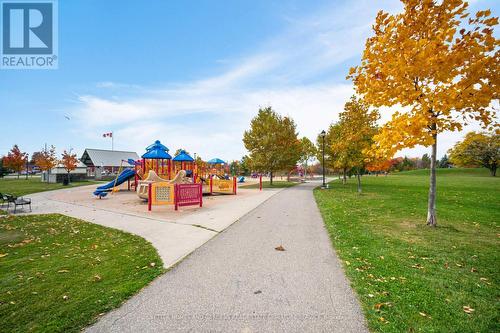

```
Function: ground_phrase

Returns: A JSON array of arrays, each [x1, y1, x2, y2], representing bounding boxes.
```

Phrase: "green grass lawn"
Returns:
[[314, 168, 499, 333], [0, 214, 163, 333], [0, 177, 101, 197], [240, 180, 298, 189]]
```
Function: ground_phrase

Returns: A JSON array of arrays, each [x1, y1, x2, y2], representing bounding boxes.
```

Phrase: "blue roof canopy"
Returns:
[[145, 140, 169, 152], [207, 158, 225, 164], [173, 150, 194, 162], [142, 140, 172, 159]]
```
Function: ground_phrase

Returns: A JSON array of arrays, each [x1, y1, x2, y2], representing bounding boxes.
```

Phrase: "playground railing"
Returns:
[[148, 182, 203, 211], [210, 177, 237, 195], [148, 182, 175, 211], [174, 183, 202, 210]]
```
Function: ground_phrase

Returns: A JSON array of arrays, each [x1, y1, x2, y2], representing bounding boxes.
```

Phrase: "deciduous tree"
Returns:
[[61, 150, 79, 184], [348, 0, 499, 226], [336, 96, 380, 193], [243, 107, 302, 185], [34, 145, 58, 183], [4, 145, 28, 178], [448, 131, 499, 176], [299, 137, 317, 178], [438, 154, 451, 168]]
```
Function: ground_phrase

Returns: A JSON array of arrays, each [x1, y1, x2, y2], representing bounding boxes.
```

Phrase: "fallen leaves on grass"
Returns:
[[463, 306, 474, 314], [57, 270, 69, 273], [0, 253, 8, 258], [274, 245, 285, 251], [8, 238, 34, 248], [411, 263, 424, 269]]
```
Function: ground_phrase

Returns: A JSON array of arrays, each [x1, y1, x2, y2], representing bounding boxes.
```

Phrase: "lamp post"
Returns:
[[320, 130, 326, 189]]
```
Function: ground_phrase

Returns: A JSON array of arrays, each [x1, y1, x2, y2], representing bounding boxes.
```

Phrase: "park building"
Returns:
[[41, 161, 88, 183], [80, 148, 140, 179]]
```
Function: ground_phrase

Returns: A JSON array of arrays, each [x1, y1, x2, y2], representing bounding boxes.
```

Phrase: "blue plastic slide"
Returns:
[[93, 168, 136, 197]]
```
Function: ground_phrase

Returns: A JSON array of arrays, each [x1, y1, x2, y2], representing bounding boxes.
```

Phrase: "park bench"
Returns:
[[3, 194, 32, 213]]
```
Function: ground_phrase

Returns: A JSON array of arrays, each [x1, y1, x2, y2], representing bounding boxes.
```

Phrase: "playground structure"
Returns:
[[93, 140, 237, 210], [196, 157, 237, 195], [287, 165, 314, 182]]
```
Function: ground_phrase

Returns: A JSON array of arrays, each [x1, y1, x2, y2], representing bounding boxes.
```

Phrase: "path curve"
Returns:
[[87, 181, 368, 333]]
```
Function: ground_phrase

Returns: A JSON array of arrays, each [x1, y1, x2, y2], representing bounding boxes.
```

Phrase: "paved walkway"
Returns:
[[25, 185, 280, 268], [87, 181, 368, 333]]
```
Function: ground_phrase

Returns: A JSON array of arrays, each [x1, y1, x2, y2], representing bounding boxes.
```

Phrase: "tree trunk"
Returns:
[[17, 172, 20, 179], [490, 165, 497, 177], [356, 170, 362, 193], [67, 172, 71, 184], [342, 168, 347, 185], [426, 131, 438, 227], [270, 171, 273, 186]]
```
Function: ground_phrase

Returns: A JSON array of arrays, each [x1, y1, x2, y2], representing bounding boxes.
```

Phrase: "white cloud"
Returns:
[[70, 0, 495, 161]]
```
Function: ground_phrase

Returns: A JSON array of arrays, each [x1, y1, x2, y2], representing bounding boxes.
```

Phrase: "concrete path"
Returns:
[[87, 181, 368, 333], [24, 185, 281, 268]]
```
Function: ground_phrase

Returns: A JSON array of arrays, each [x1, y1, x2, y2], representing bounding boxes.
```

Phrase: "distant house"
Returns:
[[80, 149, 140, 179], [42, 161, 87, 183]]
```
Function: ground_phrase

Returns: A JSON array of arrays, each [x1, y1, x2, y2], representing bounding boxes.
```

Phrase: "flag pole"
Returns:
[[112, 132, 114, 151]]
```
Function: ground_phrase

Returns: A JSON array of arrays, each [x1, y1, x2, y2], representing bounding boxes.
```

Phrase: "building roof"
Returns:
[[141, 140, 172, 159], [81, 149, 140, 167], [50, 161, 87, 174], [173, 150, 194, 162]]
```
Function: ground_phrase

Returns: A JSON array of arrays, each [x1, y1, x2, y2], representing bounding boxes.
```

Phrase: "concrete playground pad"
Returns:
[[25, 183, 282, 268]]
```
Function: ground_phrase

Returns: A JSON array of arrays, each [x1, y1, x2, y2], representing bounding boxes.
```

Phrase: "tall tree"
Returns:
[[299, 137, 317, 178], [336, 96, 380, 193], [243, 107, 302, 185], [4, 145, 28, 179], [317, 123, 349, 183], [421, 154, 431, 169], [34, 145, 58, 183], [448, 131, 499, 176], [0, 157, 10, 178], [438, 154, 451, 168], [240, 155, 252, 176], [348, 0, 499, 226], [61, 150, 79, 184]]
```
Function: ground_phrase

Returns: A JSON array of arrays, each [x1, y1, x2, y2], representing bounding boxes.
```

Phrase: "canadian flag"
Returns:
[[102, 132, 113, 138]]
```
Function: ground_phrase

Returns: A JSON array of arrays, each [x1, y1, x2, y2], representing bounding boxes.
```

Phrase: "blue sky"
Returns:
[[1, 0, 498, 161]]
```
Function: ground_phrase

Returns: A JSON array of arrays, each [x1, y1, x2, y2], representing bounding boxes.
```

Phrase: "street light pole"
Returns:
[[320, 130, 326, 189]]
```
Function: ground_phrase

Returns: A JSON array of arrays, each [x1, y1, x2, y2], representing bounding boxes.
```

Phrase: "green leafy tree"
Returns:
[[243, 107, 302, 185], [299, 137, 317, 178], [421, 154, 431, 169], [174, 149, 190, 157], [0, 157, 8, 178], [335, 96, 379, 193], [438, 154, 451, 169], [448, 131, 499, 176], [240, 155, 252, 176], [317, 123, 347, 182]]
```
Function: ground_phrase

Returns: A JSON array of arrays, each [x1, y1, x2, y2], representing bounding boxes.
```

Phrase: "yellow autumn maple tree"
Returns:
[[348, 0, 499, 226]]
